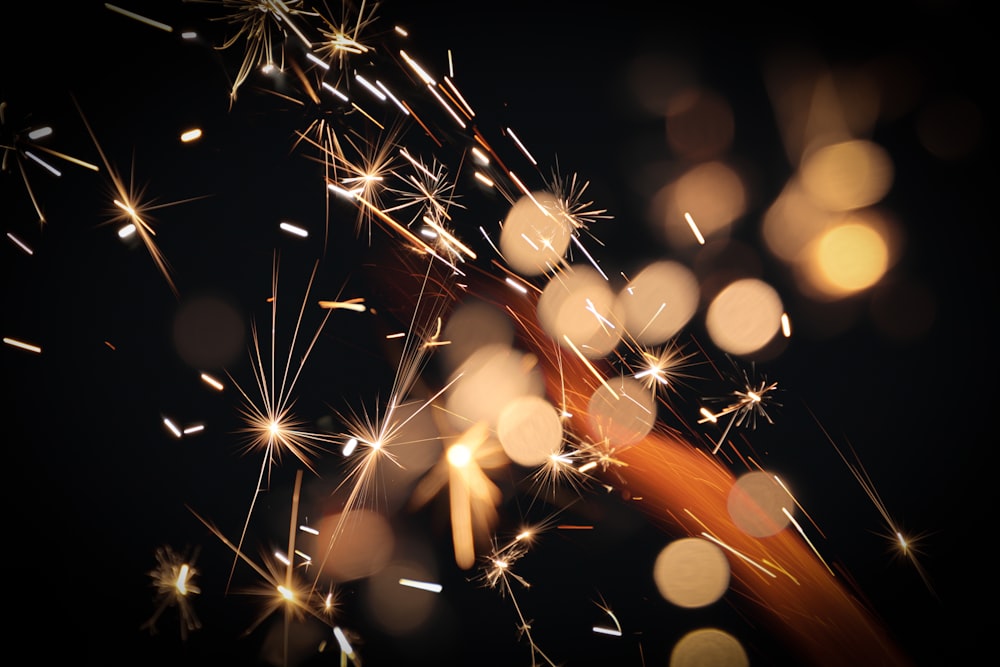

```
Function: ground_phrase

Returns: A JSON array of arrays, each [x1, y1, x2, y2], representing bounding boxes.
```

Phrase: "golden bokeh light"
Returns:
[[653, 537, 731, 608], [799, 139, 893, 211], [537, 264, 623, 358], [616, 260, 700, 346], [499, 191, 573, 276], [317, 509, 395, 582], [496, 395, 564, 468], [665, 87, 735, 161], [704, 278, 783, 356], [800, 218, 891, 299], [670, 628, 749, 667], [727, 471, 794, 538], [587, 376, 656, 450], [652, 161, 746, 249]]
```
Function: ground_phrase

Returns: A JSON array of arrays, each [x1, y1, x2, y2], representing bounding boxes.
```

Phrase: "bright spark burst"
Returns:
[[700, 358, 781, 454], [194, 0, 314, 104], [226, 254, 342, 586], [312, 0, 381, 73], [140, 545, 202, 641]]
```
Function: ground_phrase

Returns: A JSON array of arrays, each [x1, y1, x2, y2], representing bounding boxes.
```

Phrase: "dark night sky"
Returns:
[[3, 2, 994, 666]]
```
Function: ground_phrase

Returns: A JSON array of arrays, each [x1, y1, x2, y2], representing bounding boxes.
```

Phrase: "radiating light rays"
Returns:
[[194, 0, 314, 104], [225, 254, 342, 587], [544, 167, 612, 242], [312, 0, 381, 74], [698, 358, 781, 454], [189, 470, 360, 667], [309, 258, 459, 591], [74, 99, 207, 298], [809, 409, 938, 599], [323, 122, 406, 243], [140, 545, 202, 641], [475, 526, 560, 667]]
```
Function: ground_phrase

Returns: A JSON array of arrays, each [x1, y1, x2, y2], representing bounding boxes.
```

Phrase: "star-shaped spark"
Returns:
[[699, 359, 780, 454]]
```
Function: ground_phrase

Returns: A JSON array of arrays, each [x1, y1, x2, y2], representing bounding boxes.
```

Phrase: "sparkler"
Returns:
[[5, 2, 959, 666]]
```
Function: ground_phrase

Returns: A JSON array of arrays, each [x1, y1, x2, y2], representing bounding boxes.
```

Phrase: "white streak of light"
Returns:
[[444, 77, 474, 117], [782, 507, 835, 576], [322, 81, 349, 102], [427, 85, 466, 128], [684, 211, 706, 244], [505, 277, 528, 294], [781, 312, 792, 337], [506, 127, 537, 165], [280, 221, 309, 237], [176, 564, 189, 595], [333, 626, 354, 656], [470, 147, 489, 165], [6, 232, 33, 255], [104, 3, 173, 32], [299, 524, 320, 535], [183, 424, 205, 435], [27, 127, 52, 140], [562, 335, 618, 399], [306, 52, 330, 70], [394, 25, 408, 37], [398, 578, 443, 593], [698, 407, 718, 424], [399, 50, 435, 85], [474, 171, 494, 187], [200, 373, 224, 391], [700, 531, 776, 578], [3, 337, 41, 353], [24, 151, 61, 176], [342, 437, 358, 456], [593, 626, 622, 637], [118, 223, 136, 239], [275, 551, 291, 566], [180, 128, 202, 143], [376, 80, 409, 114], [355, 74, 386, 101], [163, 417, 182, 438]]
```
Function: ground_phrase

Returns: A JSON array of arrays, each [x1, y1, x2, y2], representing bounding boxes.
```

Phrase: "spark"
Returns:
[[179, 128, 203, 142], [3, 337, 41, 354], [104, 3, 173, 32], [193, 0, 312, 104], [200, 373, 225, 391], [225, 255, 342, 588], [398, 578, 443, 593], [684, 211, 705, 244], [6, 232, 33, 255], [699, 359, 780, 454], [139, 545, 202, 640]]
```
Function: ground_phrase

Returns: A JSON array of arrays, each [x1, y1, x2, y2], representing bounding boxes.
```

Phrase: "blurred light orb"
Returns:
[[616, 260, 699, 345], [317, 509, 394, 582], [799, 139, 893, 211], [499, 191, 573, 276], [444, 343, 544, 431], [670, 628, 749, 667], [172, 294, 245, 369], [441, 299, 514, 373], [654, 161, 746, 249], [653, 537, 730, 608], [727, 471, 795, 538], [761, 177, 839, 264], [587, 376, 656, 450], [705, 278, 783, 356], [537, 264, 623, 358], [805, 220, 890, 297], [665, 87, 735, 161], [496, 395, 563, 467], [364, 560, 440, 636]]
